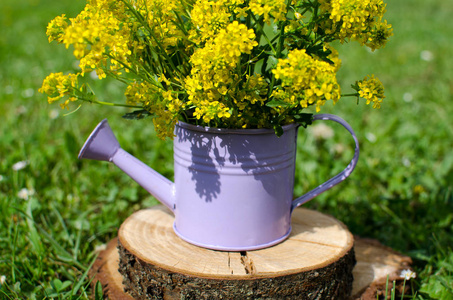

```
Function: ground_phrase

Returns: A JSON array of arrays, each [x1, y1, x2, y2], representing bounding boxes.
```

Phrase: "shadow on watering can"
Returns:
[[173, 124, 297, 203], [175, 128, 221, 202]]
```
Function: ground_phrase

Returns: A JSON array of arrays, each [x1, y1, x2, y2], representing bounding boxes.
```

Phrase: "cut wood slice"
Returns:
[[90, 206, 413, 299], [352, 238, 413, 299], [119, 205, 355, 299]]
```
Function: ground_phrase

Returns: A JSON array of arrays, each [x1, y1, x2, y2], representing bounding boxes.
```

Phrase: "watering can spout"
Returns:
[[78, 119, 175, 212]]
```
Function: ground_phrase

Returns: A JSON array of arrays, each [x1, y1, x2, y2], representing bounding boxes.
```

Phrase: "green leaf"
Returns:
[[420, 276, 453, 299], [51, 279, 62, 292], [265, 99, 291, 108], [94, 281, 104, 300], [122, 109, 152, 120], [273, 124, 284, 137], [25, 200, 45, 256], [292, 113, 313, 128], [265, 55, 279, 72]]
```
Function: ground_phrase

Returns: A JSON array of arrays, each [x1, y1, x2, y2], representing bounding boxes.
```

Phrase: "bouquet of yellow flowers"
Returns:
[[40, 0, 392, 138]]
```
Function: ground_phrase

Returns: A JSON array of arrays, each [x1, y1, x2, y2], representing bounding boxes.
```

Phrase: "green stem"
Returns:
[[77, 97, 143, 109], [250, 14, 277, 54], [120, 0, 181, 78], [341, 93, 359, 97], [400, 278, 406, 300], [268, 75, 276, 99]]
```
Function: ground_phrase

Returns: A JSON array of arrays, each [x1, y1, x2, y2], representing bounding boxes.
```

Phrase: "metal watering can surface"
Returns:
[[78, 114, 359, 251]]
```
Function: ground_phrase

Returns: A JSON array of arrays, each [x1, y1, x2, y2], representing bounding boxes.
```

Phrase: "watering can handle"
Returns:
[[291, 114, 360, 212]]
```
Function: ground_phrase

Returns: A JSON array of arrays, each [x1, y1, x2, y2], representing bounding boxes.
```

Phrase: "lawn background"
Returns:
[[1, 0, 452, 298]]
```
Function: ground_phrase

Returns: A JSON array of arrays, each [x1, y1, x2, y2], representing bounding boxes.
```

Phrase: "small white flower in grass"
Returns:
[[403, 92, 413, 103], [22, 88, 35, 98], [94, 244, 107, 254], [365, 132, 377, 143], [12, 160, 29, 171], [0, 175, 4, 182], [49, 109, 59, 119], [420, 50, 434, 62], [0, 275, 6, 285], [17, 188, 34, 200], [402, 157, 411, 167], [311, 123, 334, 140], [400, 269, 416, 280]]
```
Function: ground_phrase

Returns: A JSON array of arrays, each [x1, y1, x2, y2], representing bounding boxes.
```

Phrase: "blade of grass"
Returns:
[[384, 275, 390, 299], [10, 222, 19, 283], [401, 278, 407, 300], [69, 254, 98, 297], [37, 227, 85, 270], [25, 198, 45, 276], [73, 226, 82, 262], [94, 280, 104, 300], [51, 206, 73, 248], [0, 290, 14, 300], [391, 280, 396, 299]]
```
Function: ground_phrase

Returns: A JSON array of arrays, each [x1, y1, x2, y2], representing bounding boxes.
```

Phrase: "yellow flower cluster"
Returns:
[[357, 75, 385, 109], [63, 2, 132, 78], [319, 0, 393, 50], [272, 49, 340, 112], [40, 0, 392, 138], [125, 81, 160, 107], [46, 14, 68, 43], [190, 0, 236, 43], [39, 72, 79, 109], [185, 21, 258, 126], [135, 0, 187, 50], [249, 0, 287, 23], [125, 81, 179, 139]]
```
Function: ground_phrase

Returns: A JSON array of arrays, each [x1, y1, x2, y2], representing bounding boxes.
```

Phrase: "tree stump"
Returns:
[[90, 206, 414, 299], [115, 205, 355, 299]]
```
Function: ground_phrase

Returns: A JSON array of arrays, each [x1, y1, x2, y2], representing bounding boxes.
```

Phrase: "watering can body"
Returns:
[[79, 115, 359, 251]]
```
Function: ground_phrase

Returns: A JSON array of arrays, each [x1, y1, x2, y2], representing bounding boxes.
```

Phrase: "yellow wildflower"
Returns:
[[190, 0, 232, 43], [47, 2, 133, 78], [357, 75, 385, 108], [249, 0, 287, 23], [41, 0, 392, 139], [185, 21, 257, 126], [319, 0, 392, 50], [153, 110, 178, 139], [46, 14, 68, 43], [193, 100, 231, 124], [39, 72, 80, 105], [273, 49, 340, 112], [366, 19, 394, 51]]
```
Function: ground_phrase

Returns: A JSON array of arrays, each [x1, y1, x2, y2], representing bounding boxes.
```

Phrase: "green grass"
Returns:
[[1, 0, 452, 298]]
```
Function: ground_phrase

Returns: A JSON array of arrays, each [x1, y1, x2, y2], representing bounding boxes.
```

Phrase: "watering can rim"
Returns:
[[176, 120, 299, 135], [77, 118, 119, 161]]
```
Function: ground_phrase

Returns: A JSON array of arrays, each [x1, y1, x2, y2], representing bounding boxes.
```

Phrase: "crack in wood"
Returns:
[[291, 239, 345, 248], [240, 251, 256, 275], [227, 253, 233, 275]]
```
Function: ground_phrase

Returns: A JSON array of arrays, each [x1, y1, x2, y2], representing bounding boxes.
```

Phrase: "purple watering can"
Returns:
[[78, 114, 359, 251]]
